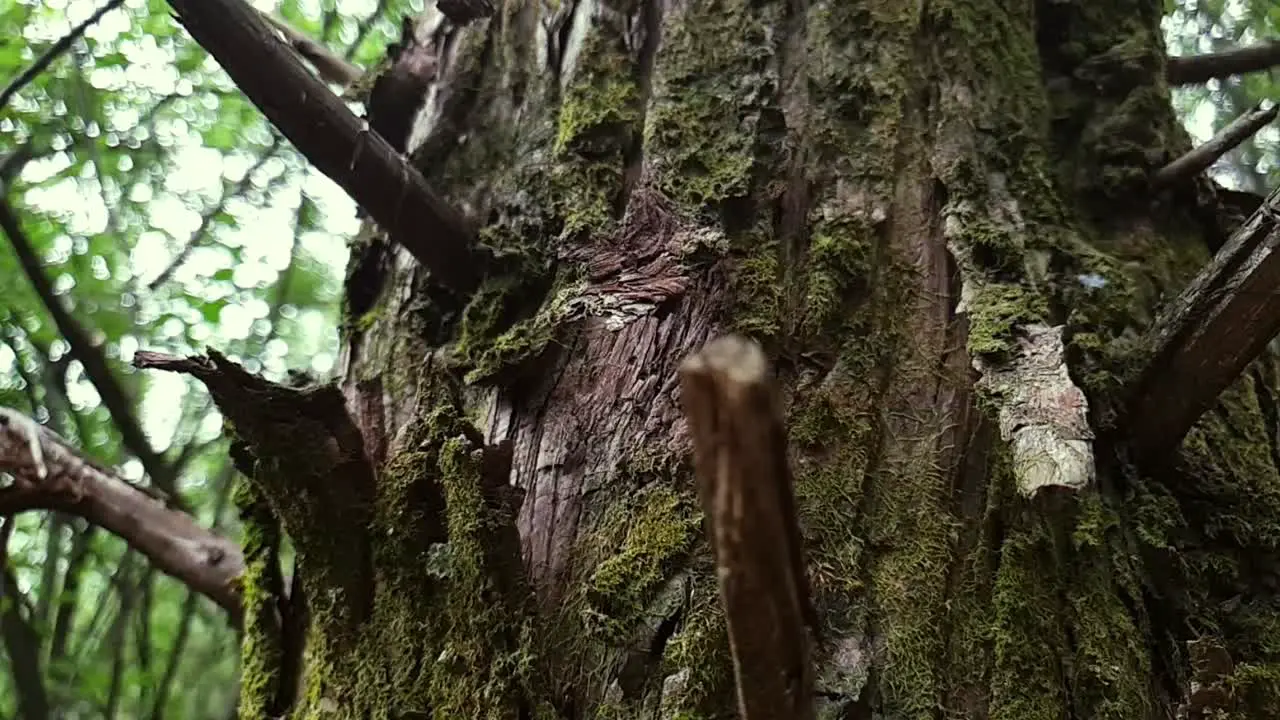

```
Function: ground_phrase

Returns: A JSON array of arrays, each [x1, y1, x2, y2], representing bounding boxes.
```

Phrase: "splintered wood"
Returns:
[[678, 336, 815, 720]]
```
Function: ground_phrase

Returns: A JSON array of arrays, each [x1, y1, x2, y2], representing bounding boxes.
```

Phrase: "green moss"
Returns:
[[233, 475, 285, 718], [988, 512, 1069, 720], [553, 26, 642, 236], [452, 269, 584, 383], [661, 564, 735, 717], [580, 486, 701, 643], [644, 0, 781, 212], [965, 282, 1051, 358]]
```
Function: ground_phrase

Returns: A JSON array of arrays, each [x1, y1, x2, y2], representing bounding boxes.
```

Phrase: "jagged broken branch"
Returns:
[[678, 336, 816, 720], [0, 407, 244, 622], [1125, 185, 1280, 462], [1168, 41, 1280, 86], [1155, 102, 1279, 187], [134, 349, 378, 629], [163, 0, 485, 293]]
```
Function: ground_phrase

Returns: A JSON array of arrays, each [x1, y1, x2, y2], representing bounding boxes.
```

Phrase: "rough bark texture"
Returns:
[[235, 1, 1280, 718]]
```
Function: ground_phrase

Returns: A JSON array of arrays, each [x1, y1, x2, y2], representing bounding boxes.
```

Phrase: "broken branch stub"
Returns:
[[1126, 186, 1280, 462], [678, 335, 816, 720]]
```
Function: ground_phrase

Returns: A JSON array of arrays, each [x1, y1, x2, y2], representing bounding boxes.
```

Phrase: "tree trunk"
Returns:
[[235, 1, 1280, 718]]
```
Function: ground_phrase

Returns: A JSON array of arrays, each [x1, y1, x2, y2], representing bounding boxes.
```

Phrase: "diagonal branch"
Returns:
[[1124, 186, 1280, 463], [0, 0, 126, 112], [163, 0, 486, 294], [678, 335, 817, 720], [1168, 41, 1280, 86], [0, 194, 181, 501], [0, 407, 244, 622], [1155, 102, 1279, 187]]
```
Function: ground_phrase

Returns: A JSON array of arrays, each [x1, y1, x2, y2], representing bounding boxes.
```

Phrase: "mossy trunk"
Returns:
[[239, 0, 1280, 718]]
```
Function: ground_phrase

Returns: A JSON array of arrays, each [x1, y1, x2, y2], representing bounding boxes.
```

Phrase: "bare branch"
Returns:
[[678, 335, 816, 720], [0, 0, 126, 112], [1124, 186, 1280, 463], [260, 12, 363, 87], [1155, 103, 1279, 187], [0, 195, 181, 501], [1168, 41, 1280, 86], [0, 407, 244, 622], [134, 349, 376, 628], [163, 0, 486, 294]]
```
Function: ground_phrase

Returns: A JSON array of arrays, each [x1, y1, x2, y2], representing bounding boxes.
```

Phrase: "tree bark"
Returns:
[[221, 0, 1280, 718]]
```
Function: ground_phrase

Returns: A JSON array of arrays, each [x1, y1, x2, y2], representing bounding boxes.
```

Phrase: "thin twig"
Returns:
[[1168, 41, 1280, 86], [261, 11, 363, 87], [0, 194, 182, 502], [0, 0, 126, 111], [1154, 102, 1279, 186], [678, 335, 817, 720]]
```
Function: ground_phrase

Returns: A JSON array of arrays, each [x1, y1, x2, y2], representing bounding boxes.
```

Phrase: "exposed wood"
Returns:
[[1168, 41, 1280, 86], [678, 335, 816, 720], [1125, 186, 1280, 462], [1154, 102, 1278, 187], [163, 0, 485, 294], [0, 407, 245, 622]]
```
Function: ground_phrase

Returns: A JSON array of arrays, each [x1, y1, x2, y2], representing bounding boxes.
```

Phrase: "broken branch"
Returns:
[[1168, 41, 1280, 86], [0, 407, 244, 622], [1125, 185, 1280, 462], [163, 0, 485, 294], [678, 335, 816, 720], [1155, 102, 1279, 187]]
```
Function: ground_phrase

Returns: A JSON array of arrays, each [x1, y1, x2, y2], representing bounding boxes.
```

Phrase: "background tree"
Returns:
[[8, 0, 1280, 718]]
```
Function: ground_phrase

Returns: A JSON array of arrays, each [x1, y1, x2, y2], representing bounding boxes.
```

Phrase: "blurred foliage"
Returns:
[[0, 0, 1275, 717], [1166, 0, 1280, 191], [0, 0, 421, 716]]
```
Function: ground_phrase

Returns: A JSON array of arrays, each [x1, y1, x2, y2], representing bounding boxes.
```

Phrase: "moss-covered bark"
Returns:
[[237, 0, 1280, 718]]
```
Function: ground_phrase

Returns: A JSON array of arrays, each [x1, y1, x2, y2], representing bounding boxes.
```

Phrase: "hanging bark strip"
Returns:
[[679, 336, 817, 720], [162, 0, 484, 294], [1125, 186, 1280, 462]]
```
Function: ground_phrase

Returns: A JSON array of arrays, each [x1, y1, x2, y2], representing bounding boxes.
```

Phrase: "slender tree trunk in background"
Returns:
[[233, 0, 1280, 717]]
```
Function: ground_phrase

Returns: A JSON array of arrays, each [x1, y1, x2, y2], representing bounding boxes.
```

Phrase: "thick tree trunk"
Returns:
[[236, 1, 1280, 718]]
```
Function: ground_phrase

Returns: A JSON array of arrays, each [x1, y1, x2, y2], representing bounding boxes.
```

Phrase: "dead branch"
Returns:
[[163, 0, 486, 294], [134, 349, 377, 626], [1155, 103, 1279, 187], [259, 11, 363, 87], [678, 335, 816, 720], [1168, 41, 1280, 86], [0, 407, 244, 622], [0, 196, 182, 502], [0, 0, 125, 111], [1125, 185, 1280, 463]]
